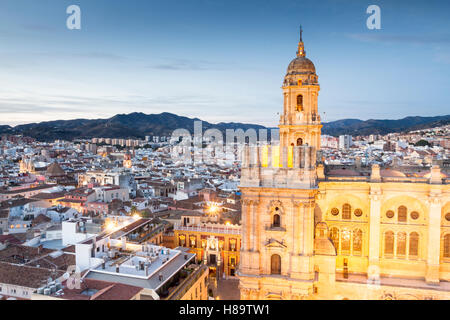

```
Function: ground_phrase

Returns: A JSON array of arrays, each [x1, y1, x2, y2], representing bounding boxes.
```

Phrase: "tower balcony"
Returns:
[[279, 113, 321, 126], [240, 145, 317, 189]]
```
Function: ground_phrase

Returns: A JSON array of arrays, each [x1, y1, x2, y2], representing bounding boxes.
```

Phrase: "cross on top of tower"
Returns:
[[297, 25, 306, 57]]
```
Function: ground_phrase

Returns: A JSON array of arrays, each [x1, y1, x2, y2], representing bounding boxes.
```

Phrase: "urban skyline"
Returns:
[[0, 0, 449, 126], [0, 0, 449, 304]]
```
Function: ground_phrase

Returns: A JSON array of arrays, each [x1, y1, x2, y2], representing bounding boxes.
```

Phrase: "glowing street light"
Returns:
[[132, 213, 141, 220]]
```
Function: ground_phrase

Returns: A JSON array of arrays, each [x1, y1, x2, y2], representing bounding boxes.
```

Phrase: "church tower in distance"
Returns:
[[279, 26, 322, 149], [238, 28, 326, 300]]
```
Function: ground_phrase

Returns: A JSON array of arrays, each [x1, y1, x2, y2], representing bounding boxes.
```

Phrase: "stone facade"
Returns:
[[238, 29, 450, 300]]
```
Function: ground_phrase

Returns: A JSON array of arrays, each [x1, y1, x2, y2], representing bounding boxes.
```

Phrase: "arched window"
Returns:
[[409, 232, 419, 257], [329, 227, 339, 249], [296, 138, 303, 146], [272, 214, 280, 228], [385, 231, 394, 255], [444, 234, 450, 258], [271, 254, 281, 275], [179, 235, 186, 247], [398, 206, 407, 222], [341, 229, 351, 254], [353, 229, 362, 255], [342, 204, 351, 220], [296, 95, 303, 111], [397, 232, 406, 257]]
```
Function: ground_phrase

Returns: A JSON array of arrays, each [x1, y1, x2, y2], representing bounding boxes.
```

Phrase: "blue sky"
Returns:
[[0, 0, 449, 126]]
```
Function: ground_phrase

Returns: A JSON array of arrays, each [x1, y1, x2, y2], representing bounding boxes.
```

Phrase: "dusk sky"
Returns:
[[0, 0, 449, 127]]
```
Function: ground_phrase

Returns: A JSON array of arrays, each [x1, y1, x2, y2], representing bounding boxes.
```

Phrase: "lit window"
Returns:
[[385, 231, 394, 255], [409, 232, 419, 257], [341, 229, 351, 254], [353, 229, 362, 255], [296, 95, 303, 111], [397, 232, 406, 257], [329, 227, 339, 250]]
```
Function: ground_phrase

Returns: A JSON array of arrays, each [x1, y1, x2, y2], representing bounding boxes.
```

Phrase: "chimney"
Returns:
[[430, 165, 442, 185], [115, 264, 119, 273], [158, 272, 163, 281], [370, 164, 381, 182]]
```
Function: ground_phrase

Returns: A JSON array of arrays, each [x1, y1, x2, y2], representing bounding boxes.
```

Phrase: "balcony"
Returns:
[[175, 224, 240, 235]]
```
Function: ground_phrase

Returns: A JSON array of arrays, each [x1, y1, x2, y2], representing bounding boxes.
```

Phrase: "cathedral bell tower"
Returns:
[[238, 28, 321, 300], [279, 26, 322, 149]]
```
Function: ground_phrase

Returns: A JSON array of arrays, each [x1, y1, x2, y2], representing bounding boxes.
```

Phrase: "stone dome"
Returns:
[[380, 168, 406, 178], [283, 28, 318, 86], [286, 56, 316, 75]]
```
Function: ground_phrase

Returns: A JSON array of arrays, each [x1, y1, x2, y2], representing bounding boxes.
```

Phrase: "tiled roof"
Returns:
[[55, 278, 142, 300], [0, 244, 53, 264], [0, 262, 64, 288], [32, 214, 52, 225]]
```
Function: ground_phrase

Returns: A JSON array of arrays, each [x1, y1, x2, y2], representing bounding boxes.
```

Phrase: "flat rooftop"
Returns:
[[85, 246, 195, 291]]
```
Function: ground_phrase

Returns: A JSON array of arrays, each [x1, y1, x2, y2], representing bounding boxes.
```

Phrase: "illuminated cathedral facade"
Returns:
[[238, 29, 450, 300]]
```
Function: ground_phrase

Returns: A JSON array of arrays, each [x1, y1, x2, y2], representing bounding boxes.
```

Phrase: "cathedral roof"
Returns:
[[46, 162, 65, 177], [419, 171, 448, 179], [327, 168, 361, 177], [380, 168, 406, 177]]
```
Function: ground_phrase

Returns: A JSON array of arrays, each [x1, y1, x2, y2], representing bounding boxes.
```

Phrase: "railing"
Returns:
[[241, 145, 316, 169], [175, 225, 241, 235]]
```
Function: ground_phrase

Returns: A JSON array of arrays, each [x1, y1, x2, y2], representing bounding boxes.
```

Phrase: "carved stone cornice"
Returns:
[[316, 191, 326, 201], [427, 194, 442, 206], [369, 190, 382, 201]]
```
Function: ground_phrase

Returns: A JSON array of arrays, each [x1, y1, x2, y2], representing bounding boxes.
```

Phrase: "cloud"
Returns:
[[0, 91, 220, 125], [147, 58, 224, 71], [70, 52, 128, 61]]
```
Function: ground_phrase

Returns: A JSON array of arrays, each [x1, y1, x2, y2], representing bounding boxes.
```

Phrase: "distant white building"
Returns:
[[339, 135, 352, 150]]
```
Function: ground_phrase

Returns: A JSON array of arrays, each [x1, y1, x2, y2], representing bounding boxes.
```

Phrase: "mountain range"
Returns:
[[0, 112, 448, 142]]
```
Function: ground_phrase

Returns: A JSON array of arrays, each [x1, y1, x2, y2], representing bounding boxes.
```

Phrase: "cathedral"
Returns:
[[238, 29, 450, 300]]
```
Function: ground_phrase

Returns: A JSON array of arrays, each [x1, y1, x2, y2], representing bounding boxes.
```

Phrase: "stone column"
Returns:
[[290, 199, 315, 281], [426, 192, 442, 284], [252, 200, 260, 251], [247, 200, 259, 274], [292, 201, 303, 255], [368, 188, 382, 277], [239, 199, 250, 273], [303, 201, 315, 257]]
